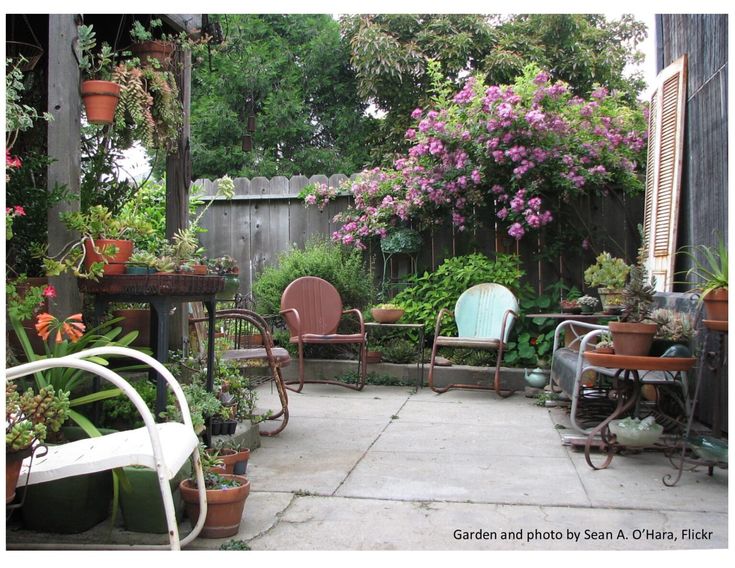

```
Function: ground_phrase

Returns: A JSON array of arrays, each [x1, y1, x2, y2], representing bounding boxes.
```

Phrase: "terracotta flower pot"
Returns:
[[191, 264, 208, 275], [83, 238, 134, 275], [111, 308, 151, 347], [366, 350, 383, 364], [371, 308, 404, 324], [703, 288, 728, 323], [6, 448, 33, 504], [179, 475, 250, 538], [81, 80, 121, 125], [207, 448, 250, 475], [608, 321, 658, 357], [131, 40, 175, 67]]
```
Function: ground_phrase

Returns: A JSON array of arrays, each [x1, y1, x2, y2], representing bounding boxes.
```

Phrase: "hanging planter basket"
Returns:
[[81, 80, 121, 125], [130, 40, 175, 67], [380, 228, 422, 254], [6, 41, 44, 71]]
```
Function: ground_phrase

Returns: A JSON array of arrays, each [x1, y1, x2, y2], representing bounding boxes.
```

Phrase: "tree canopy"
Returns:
[[190, 14, 378, 180]]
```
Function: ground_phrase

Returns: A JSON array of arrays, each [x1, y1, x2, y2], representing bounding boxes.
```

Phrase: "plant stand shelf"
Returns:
[[79, 275, 224, 444], [579, 353, 696, 471]]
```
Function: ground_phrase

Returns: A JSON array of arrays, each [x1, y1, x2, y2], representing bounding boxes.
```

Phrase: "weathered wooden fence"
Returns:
[[194, 175, 642, 300]]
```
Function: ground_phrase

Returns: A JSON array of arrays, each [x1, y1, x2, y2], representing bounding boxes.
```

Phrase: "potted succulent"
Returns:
[[594, 334, 615, 355], [371, 303, 405, 324], [126, 250, 159, 275], [129, 18, 176, 67], [650, 309, 694, 356], [380, 227, 423, 255], [560, 298, 581, 314], [208, 441, 251, 475], [608, 248, 658, 357], [78, 24, 120, 125], [209, 255, 240, 299], [5, 383, 70, 504], [43, 205, 153, 279], [179, 445, 251, 539], [577, 295, 600, 315], [584, 252, 631, 314], [679, 240, 728, 330]]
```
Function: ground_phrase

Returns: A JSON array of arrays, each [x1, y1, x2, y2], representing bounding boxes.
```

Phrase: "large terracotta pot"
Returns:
[[83, 238, 134, 275], [703, 288, 728, 323], [179, 474, 250, 538], [81, 80, 121, 124], [111, 308, 151, 347], [608, 321, 658, 357], [131, 40, 175, 67], [371, 308, 404, 324]]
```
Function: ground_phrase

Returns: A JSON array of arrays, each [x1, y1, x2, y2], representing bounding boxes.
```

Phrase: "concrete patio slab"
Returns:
[[247, 495, 728, 550], [5, 384, 728, 552]]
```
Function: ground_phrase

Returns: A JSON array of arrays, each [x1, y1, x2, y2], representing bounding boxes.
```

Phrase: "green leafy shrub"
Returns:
[[100, 378, 173, 430], [381, 338, 417, 364], [253, 237, 373, 315], [391, 253, 524, 336]]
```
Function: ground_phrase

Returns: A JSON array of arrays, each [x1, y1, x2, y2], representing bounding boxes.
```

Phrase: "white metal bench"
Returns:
[[5, 346, 207, 550]]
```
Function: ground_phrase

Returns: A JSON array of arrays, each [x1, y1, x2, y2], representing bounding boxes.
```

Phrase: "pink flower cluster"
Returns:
[[299, 182, 339, 211], [308, 66, 647, 247]]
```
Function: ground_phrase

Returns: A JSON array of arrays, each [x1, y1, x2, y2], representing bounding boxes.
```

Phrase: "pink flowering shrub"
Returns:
[[297, 182, 341, 210], [305, 64, 647, 248]]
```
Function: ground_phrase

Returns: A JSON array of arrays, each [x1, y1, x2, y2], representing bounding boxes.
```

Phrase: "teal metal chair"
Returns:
[[427, 283, 519, 396]]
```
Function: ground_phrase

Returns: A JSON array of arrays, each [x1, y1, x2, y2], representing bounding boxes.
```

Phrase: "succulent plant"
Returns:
[[6, 383, 70, 453]]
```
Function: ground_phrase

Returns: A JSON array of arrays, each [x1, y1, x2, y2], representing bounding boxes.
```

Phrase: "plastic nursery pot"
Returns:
[[81, 80, 121, 124], [179, 475, 251, 539], [210, 419, 223, 436]]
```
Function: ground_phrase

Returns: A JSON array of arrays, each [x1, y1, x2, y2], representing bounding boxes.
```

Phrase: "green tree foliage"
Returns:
[[341, 13, 647, 161], [191, 14, 378, 179]]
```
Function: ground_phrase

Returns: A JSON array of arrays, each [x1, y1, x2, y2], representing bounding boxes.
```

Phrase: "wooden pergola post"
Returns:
[[46, 14, 82, 317], [165, 46, 193, 348]]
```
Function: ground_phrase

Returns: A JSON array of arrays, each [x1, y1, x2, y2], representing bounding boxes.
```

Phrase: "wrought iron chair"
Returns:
[[427, 283, 519, 396], [5, 346, 207, 550], [279, 276, 367, 392], [189, 307, 291, 436]]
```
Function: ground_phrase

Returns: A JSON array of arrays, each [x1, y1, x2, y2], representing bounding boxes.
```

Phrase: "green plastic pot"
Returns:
[[119, 461, 191, 534], [20, 427, 115, 533]]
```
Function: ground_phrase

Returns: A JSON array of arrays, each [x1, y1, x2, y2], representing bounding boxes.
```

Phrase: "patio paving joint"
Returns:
[[330, 392, 414, 497]]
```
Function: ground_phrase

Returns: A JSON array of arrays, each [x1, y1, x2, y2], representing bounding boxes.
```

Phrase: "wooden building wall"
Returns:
[[658, 14, 728, 432]]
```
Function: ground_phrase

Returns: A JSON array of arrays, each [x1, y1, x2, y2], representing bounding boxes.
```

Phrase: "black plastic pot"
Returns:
[[211, 419, 223, 436], [224, 419, 237, 435]]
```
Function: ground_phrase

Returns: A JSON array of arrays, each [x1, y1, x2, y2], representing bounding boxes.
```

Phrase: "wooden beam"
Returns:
[[47, 14, 82, 317], [165, 47, 193, 348]]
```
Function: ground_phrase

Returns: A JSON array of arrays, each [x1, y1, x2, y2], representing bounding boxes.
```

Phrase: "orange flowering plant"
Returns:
[[8, 309, 141, 436]]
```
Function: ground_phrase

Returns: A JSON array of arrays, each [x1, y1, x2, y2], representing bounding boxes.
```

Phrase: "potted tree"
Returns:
[[680, 240, 728, 330], [78, 24, 120, 125], [5, 383, 70, 504], [608, 248, 658, 357], [179, 446, 251, 538], [584, 252, 630, 314]]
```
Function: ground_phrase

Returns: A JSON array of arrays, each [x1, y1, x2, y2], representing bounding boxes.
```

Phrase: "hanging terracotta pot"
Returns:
[[83, 238, 134, 275], [81, 80, 121, 125], [608, 321, 658, 357], [131, 40, 175, 67]]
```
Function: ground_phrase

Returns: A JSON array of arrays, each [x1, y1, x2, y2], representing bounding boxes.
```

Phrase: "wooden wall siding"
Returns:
[[194, 175, 641, 299], [658, 14, 728, 432]]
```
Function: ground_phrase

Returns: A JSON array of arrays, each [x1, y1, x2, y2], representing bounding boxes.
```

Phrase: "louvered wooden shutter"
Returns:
[[643, 55, 687, 291]]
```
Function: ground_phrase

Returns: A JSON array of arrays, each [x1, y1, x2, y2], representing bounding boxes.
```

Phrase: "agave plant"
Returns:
[[679, 239, 728, 297]]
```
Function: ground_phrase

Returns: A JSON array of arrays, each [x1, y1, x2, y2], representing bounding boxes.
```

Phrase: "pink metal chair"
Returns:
[[280, 276, 367, 392]]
